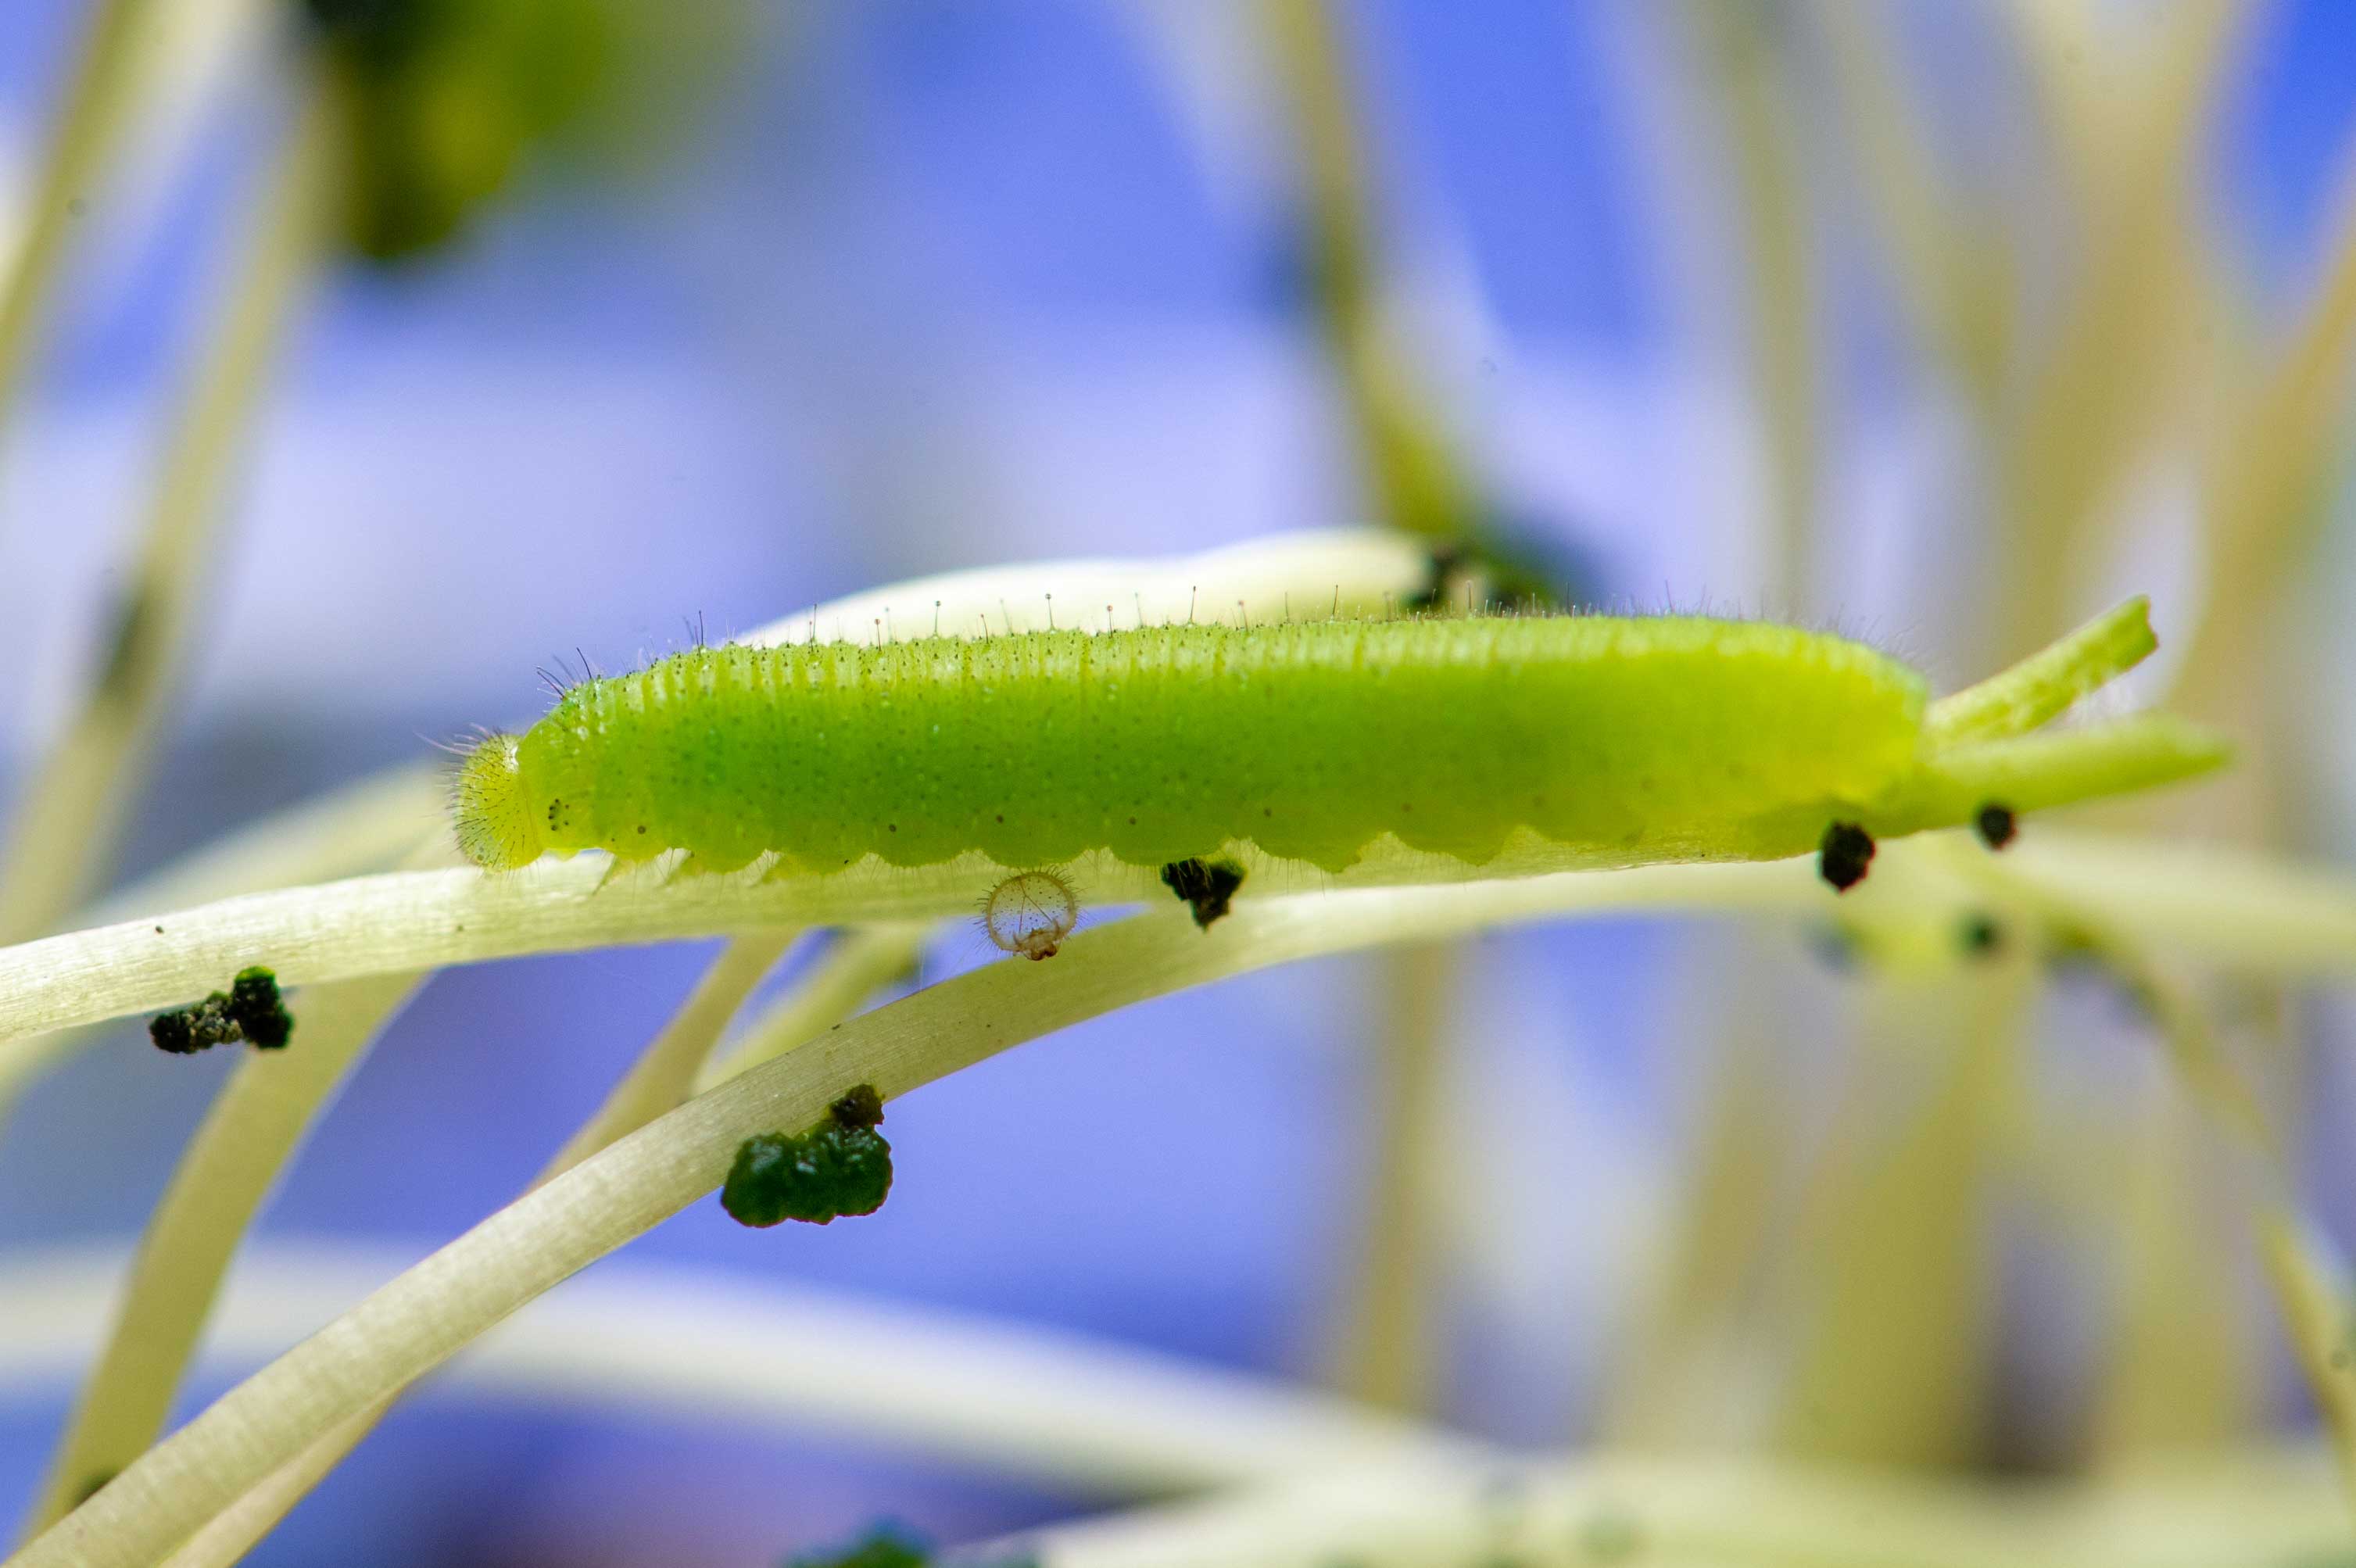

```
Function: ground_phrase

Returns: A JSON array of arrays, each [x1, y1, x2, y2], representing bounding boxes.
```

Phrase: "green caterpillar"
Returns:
[[452, 604, 2224, 886]]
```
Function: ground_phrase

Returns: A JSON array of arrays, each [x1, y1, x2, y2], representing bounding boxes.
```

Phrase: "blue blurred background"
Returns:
[[1, 2, 2353, 1563]]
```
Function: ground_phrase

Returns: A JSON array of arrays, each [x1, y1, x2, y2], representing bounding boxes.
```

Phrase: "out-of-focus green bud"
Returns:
[[298, 0, 752, 263]]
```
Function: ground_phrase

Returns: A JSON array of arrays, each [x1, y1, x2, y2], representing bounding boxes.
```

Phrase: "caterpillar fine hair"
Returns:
[[452, 606, 2225, 888]]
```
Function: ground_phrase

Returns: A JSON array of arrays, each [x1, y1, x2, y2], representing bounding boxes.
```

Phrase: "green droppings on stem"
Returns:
[[723, 1085, 893, 1227], [227, 967, 294, 1050], [148, 968, 292, 1054], [1924, 596, 2158, 746]]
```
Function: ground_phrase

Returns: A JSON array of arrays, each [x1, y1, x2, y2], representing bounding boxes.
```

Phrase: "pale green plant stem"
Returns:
[[0, 855, 1814, 1048], [1248, 0, 1498, 1424], [0, 82, 337, 943], [20, 970, 424, 1536], [166, 927, 821, 1566], [979, 1448, 2354, 1568], [695, 923, 932, 1093], [1989, 0, 2242, 661], [0, 775, 447, 1135], [1801, 0, 2009, 406], [1954, 850, 2356, 1509], [1255, 0, 1482, 545], [10, 869, 1909, 1568], [0, 1241, 1491, 1568], [542, 930, 800, 1176], [0, 0, 156, 449], [0, 526, 1433, 1109], [1677, 0, 1817, 604], [1922, 598, 2157, 747], [1334, 940, 1452, 1412]]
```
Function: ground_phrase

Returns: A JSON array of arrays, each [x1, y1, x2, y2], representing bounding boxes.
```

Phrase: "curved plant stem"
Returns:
[[1957, 849, 2356, 1509], [1334, 940, 1452, 1412], [177, 922, 924, 1561], [0, 0, 156, 451], [541, 930, 800, 1176], [0, 854, 1796, 1048], [1676, 0, 1817, 603], [0, 1243, 1470, 1511], [0, 524, 1428, 1108], [0, 81, 337, 943], [12, 868, 1907, 1568], [1256, 0, 1481, 546], [696, 924, 931, 1093], [976, 1447, 2354, 1568], [0, 770, 446, 1135], [18, 970, 424, 1536], [166, 925, 852, 1566]]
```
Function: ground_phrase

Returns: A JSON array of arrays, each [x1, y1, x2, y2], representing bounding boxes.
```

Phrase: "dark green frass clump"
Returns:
[[724, 1086, 893, 1227], [149, 967, 293, 1054]]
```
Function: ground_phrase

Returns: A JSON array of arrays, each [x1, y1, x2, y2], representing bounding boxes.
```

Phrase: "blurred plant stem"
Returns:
[[1599, 936, 1786, 1446], [1675, 0, 1817, 607], [0, 0, 157, 470], [1332, 940, 1453, 1412], [0, 77, 336, 944], [1769, 963, 2032, 1466], [1256, 0, 1481, 547], [19, 968, 424, 1539], [1257, 0, 1498, 1419], [0, 764, 446, 1137], [169, 925, 924, 1566], [1990, 2, 2241, 665], [985, 1447, 2354, 1568], [15, 873, 1871, 1568]]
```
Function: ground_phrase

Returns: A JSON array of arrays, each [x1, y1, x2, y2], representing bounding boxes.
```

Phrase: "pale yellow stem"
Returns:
[[0, 83, 337, 942]]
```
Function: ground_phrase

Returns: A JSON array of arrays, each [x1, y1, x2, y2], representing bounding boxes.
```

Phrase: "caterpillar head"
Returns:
[[453, 733, 542, 870]]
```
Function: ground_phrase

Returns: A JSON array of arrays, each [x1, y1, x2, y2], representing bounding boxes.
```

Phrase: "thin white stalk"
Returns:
[[0, 0, 157, 439], [13, 868, 1897, 1568], [0, 771, 446, 1134], [979, 1448, 2353, 1568], [18, 972, 424, 1535], [168, 925, 911, 1566], [541, 930, 800, 1176], [0, 1241, 1470, 1497], [0, 849, 1827, 1049], [1333, 940, 1453, 1411], [696, 924, 933, 1092], [0, 78, 338, 942], [0, 524, 1430, 1102]]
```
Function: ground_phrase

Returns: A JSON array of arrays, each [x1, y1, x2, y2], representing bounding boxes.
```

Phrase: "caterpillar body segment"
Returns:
[[449, 605, 2224, 889], [455, 616, 1927, 877]]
